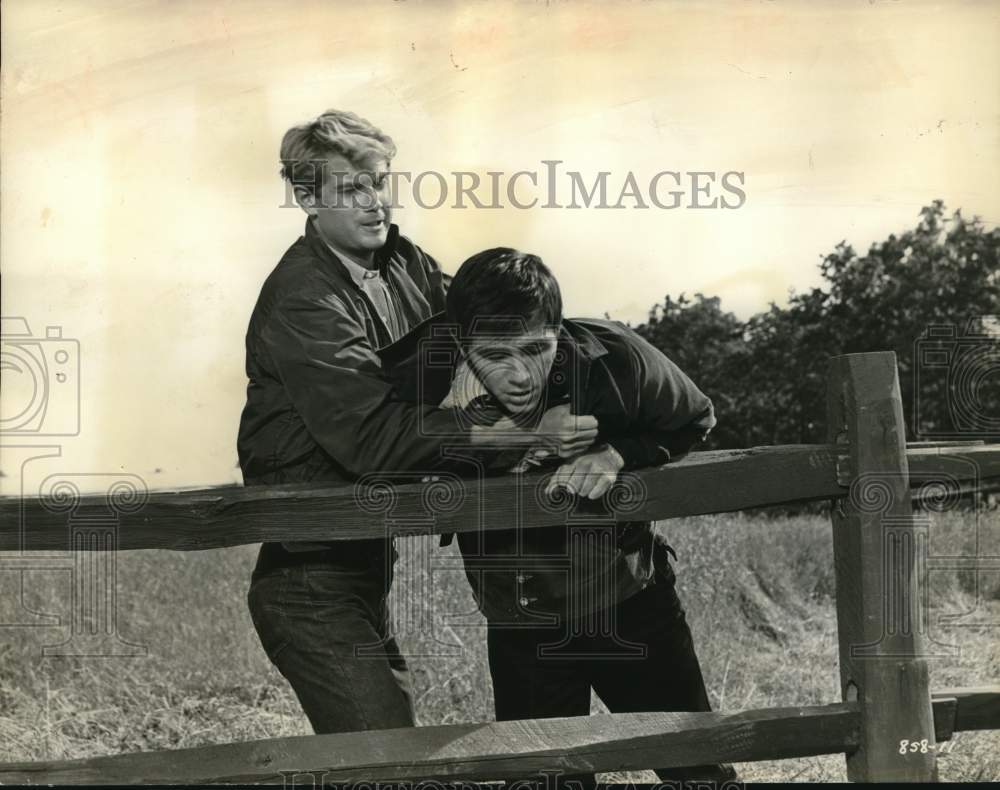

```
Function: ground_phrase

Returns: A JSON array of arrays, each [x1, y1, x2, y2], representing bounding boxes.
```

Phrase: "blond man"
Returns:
[[238, 110, 594, 734]]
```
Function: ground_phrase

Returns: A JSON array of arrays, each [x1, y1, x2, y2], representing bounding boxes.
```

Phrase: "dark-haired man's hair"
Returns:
[[446, 248, 563, 340]]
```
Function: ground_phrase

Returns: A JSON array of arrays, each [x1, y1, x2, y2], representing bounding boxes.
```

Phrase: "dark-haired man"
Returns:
[[378, 248, 736, 784]]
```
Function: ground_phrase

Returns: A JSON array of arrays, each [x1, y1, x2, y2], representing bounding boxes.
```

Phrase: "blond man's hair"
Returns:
[[279, 109, 396, 197]]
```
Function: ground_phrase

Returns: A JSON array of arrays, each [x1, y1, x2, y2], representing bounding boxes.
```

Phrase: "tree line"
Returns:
[[633, 201, 1000, 452]]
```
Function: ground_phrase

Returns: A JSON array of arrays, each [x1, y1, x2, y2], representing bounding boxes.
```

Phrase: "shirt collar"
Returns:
[[323, 240, 380, 289], [304, 218, 401, 285]]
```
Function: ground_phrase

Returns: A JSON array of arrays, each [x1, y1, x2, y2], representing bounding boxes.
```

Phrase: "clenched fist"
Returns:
[[534, 404, 599, 458]]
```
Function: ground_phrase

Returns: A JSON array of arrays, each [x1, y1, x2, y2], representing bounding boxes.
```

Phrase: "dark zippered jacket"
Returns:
[[377, 314, 717, 622]]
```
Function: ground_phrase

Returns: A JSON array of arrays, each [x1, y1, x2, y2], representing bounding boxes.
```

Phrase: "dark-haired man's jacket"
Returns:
[[378, 313, 717, 623], [237, 219, 465, 570]]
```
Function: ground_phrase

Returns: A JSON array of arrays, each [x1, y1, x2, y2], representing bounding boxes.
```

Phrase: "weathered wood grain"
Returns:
[[1, 443, 997, 552], [0, 690, 991, 785], [826, 352, 937, 782], [0, 704, 862, 785]]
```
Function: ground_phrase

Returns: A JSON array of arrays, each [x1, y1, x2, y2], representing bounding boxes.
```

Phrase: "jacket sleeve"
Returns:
[[258, 288, 472, 477], [604, 331, 716, 470], [400, 234, 450, 310]]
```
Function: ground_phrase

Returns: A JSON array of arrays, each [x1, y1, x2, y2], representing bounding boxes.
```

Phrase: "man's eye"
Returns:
[[481, 351, 510, 362]]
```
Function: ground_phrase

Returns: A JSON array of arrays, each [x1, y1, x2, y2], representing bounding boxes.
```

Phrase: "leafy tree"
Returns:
[[634, 293, 749, 448], [634, 201, 1000, 450], [811, 201, 999, 442]]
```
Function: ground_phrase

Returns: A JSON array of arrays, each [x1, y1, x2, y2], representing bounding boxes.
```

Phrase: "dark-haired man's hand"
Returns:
[[544, 443, 625, 500]]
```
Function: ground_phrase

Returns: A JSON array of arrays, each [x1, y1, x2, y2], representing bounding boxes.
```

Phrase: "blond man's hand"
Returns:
[[535, 404, 599, 458]]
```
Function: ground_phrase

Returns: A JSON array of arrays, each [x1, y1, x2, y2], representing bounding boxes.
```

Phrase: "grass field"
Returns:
[[1, 508, 997, 783]]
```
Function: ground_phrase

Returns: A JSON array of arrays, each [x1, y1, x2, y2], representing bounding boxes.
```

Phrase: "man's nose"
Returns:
[[358, 188, 382, 211], [508, 366, 533, 389]]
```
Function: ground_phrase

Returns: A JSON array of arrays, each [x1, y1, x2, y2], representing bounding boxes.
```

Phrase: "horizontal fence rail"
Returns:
[[1, 442, 997, 552], [0, 688, 994, 785]]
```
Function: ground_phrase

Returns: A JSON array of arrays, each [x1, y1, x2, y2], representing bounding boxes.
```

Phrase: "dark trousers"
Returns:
[[487, 563, 736, 785], [246, 545, 415, 734]]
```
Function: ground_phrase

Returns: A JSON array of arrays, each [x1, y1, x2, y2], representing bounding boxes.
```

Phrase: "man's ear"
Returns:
[[293, 186, 318, 217]]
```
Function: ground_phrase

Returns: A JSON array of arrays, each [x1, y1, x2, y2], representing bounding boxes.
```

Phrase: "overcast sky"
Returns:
[[2, 0, 998, 493]]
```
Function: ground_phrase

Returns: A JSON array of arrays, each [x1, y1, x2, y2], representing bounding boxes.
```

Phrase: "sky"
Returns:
[[1, 0, 998, 494]]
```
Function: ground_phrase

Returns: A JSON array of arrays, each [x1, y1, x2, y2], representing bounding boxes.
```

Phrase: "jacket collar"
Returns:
[[304, 217, 402, 283], [552, 319, 607, 408], [378, 313, 609, 406], [377, 312, 456, 373], [558, 318, 609, 363]]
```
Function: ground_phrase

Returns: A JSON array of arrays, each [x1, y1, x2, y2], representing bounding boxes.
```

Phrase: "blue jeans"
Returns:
[[247, 544, 415, 734]]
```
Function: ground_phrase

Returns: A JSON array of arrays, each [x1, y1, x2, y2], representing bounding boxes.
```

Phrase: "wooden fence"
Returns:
[[0, 350, 998, 783]]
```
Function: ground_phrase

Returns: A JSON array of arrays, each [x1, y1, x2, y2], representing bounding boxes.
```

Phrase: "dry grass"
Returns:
[[0, 508, 997, 782]]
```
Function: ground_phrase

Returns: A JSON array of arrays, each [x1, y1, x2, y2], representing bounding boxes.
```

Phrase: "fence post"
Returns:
[[826, 352, 937, 782]]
